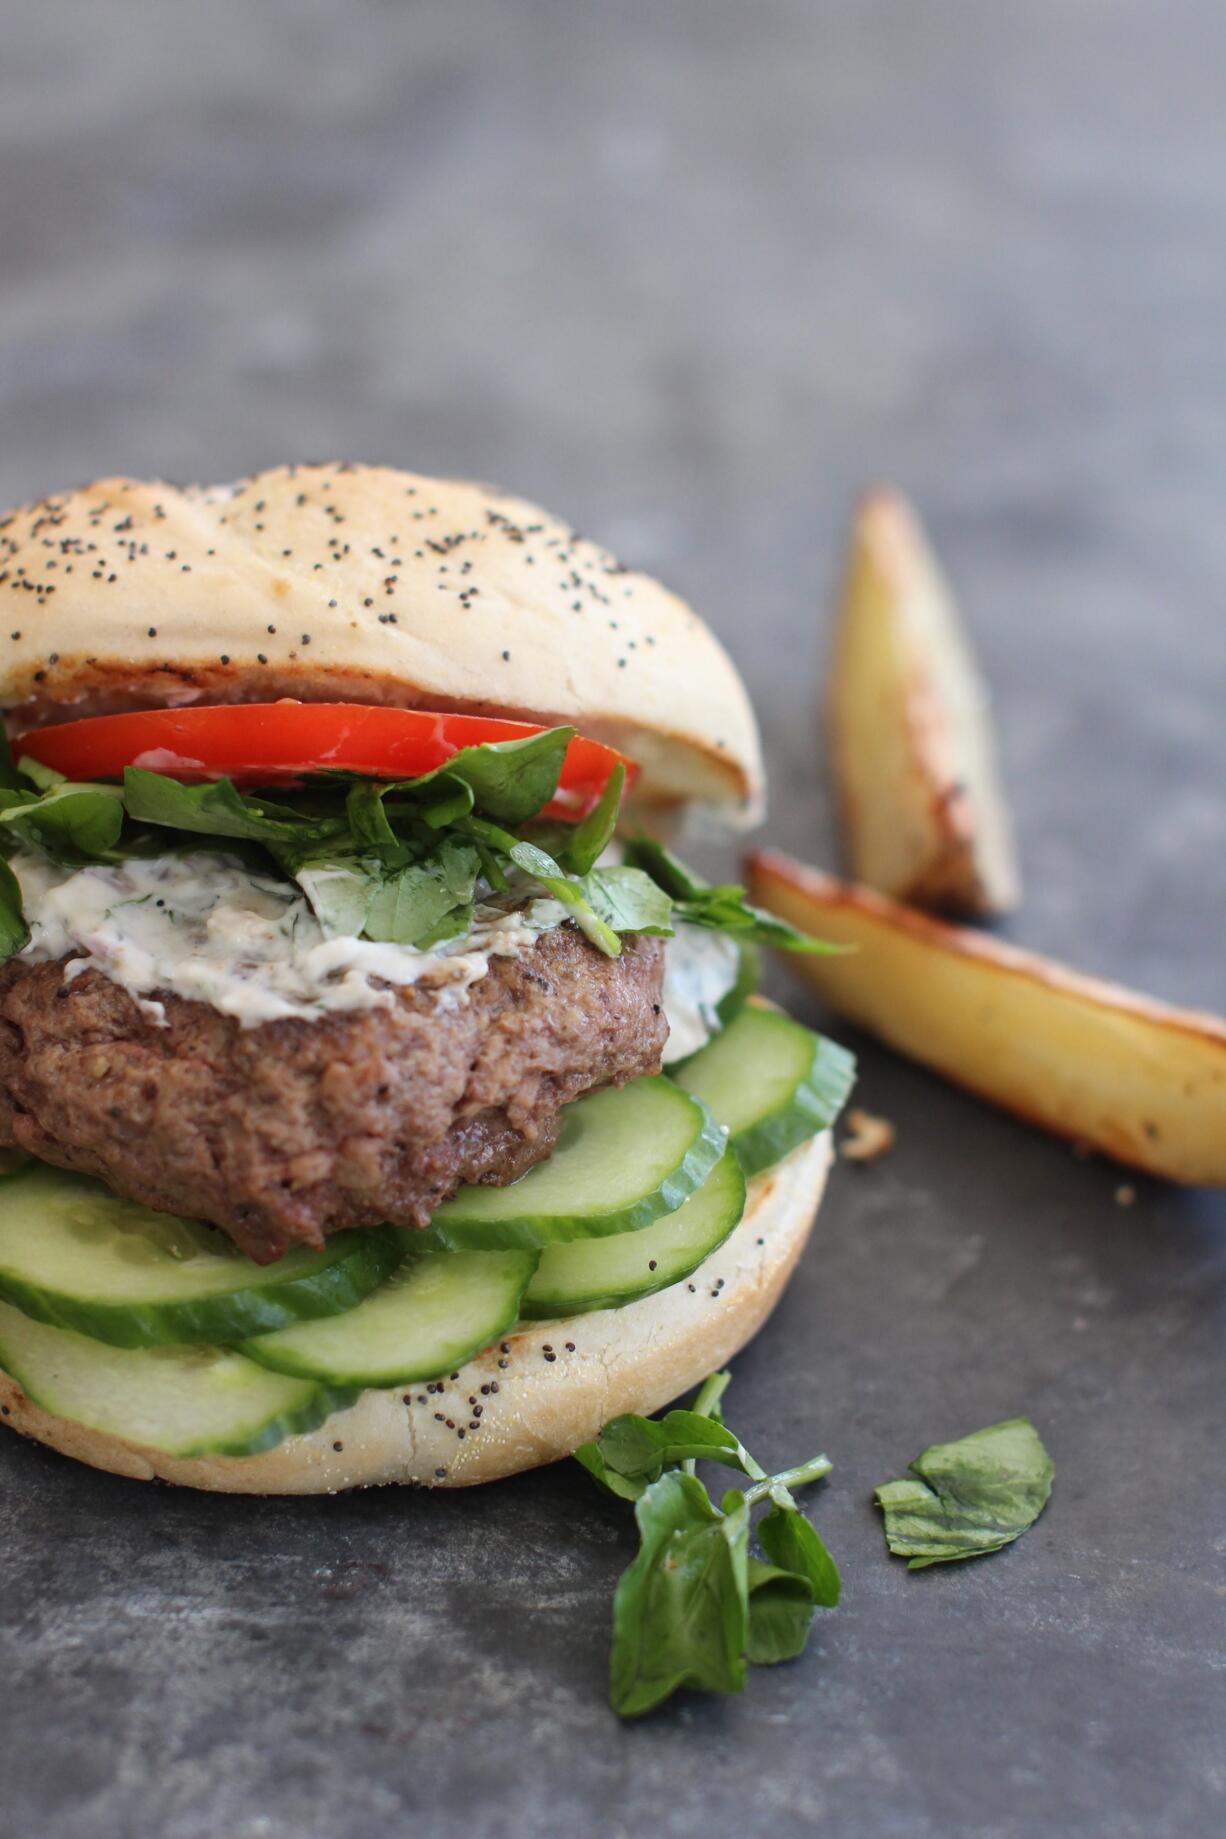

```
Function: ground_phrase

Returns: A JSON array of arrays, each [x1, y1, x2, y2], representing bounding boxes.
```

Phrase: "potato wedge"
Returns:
[[746, 849, 1226, 1186], [828, 490, 1020, 917]]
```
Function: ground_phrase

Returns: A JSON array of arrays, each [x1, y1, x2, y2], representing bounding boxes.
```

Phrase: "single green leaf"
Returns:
[[622, 836, 704, 902], [610, 1471, 749, 1717], [122, 768, 336, 846], [0, 858, 29, 959], [441, 726, 574, 825], [0, 782, 125, 861], [595, 1410, 752, 1485], [745, 1558, 819, 1665], [437, 838, 481, 902], [507, 839, 621, 957], [562, 763, 625, 876], [573, 1440, 647, 1503], [414, 901, 475, 949], [758, 1500, 840, 1607], [419, 780, 475, 829], [345, 781, 405, 859], [364, 862, 465, 947], [875, 1417, 1055, 1569], [580, 865, 674, 936], [290, 858, 379, 937]]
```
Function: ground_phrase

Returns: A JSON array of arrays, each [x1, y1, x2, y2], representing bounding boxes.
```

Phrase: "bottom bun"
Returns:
[[0, 1132, 832, 1494]]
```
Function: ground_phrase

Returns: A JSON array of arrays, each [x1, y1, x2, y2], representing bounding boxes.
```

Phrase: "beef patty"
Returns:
[[0, 927, 667, 1262]]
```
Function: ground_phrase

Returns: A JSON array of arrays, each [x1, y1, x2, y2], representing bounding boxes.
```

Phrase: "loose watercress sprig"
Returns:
[[575, 1370, 838, 1716]]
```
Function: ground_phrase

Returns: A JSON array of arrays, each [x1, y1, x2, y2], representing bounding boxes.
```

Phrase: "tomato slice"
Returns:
[[16, 704, 636, 819]]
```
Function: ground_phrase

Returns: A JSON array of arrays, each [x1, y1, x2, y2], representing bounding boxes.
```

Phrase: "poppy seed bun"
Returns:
[[0, 1132, 831, 1494], [0, 462, 764, 822]]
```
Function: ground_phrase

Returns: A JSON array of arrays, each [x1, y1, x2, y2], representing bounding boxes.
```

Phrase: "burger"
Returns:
[[0, 462, 853, 1492]]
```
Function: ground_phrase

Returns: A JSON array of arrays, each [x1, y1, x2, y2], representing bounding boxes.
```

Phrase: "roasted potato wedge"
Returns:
[[746, 849, 1226, 1186], [828, 490, 1020, 917]]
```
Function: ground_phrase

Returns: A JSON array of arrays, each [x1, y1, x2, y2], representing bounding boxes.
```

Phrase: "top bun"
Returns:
[[0, 462, 763, 823]]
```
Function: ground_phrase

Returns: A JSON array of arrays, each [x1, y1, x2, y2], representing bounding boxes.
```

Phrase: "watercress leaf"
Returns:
[[418, 779, 475, 829], [621, 836, 704, 901], [562, 763, 625, 876], [875, 1417, 1054, 1570], [574, 1440, 646, 1503], [622, 836, 843, 953], [0, 858, 29, 959], [609, 1471, 749, 1717], [442, 726, 575, 825], [0, 787, 51, 818], [758, 1501, 840, 1607], [438, 838, 481, 902], [414, 901, 475, 950], [744, 1558, 819, 1665], [596, 1409, 751, 1484], [0, 783, 125, 861], [346, 781, 403, 857], [580, 865, 674, 936], [507, 840, 620, 957], [364, 862, 465, 947], [673, 880, 842, 953], [123, 768, 332, 845], [290, 859, 379, 938]]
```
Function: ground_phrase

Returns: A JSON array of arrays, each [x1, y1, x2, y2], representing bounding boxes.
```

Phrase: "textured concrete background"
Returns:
[[1, 4, 1224, 1836]]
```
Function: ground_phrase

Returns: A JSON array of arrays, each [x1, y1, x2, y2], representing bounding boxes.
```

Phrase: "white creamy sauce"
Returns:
[[659, 923, 740, 1064], [11, 852, 739, 1053], [12, 852, 567, 1028]]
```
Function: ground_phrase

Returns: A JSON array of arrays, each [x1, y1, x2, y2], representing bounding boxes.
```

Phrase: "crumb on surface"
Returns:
[[841, 1108, 896, 1163]]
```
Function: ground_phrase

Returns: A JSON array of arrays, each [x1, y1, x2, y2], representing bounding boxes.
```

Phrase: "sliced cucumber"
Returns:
[[0, 1301, 353, 1459], [242, 1246, 537, 1387], [521, 1145, 745, 1319], [419, 1076, 727, 1252], [672, 1004, 855, 1176], [0, 1163, 400, 1348]]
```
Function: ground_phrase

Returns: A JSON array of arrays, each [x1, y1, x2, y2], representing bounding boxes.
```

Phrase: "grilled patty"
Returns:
[[0, 927, 667, 1263]]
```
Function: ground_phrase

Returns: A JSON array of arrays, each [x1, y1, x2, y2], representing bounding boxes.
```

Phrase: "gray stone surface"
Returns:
[[1, 4, 1223, 1835]]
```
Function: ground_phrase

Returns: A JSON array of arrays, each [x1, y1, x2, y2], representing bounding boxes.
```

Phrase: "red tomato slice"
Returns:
[[16, 704, 636, 819]]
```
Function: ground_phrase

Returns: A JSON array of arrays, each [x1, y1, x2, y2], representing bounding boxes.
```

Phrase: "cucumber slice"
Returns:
[[521, 1145, 745, 1318], [0, 1301, 353, 1459], [242, 1247, 537, 1387], [672, 1004, 855, 1176], [419, 1076, 727, 1251], [0, 1163, 400, 1348]]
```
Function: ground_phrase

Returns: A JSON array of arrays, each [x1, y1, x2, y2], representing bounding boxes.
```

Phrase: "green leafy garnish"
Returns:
[[576, 1369, 837, 1717], [874, 1418, 1054, 1569], [122, 768, 334, 846], [622, 837, 845, 953], [0, 781, 125, 862], [0, 725, 837, 970], [562, 762, 625, 876]]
